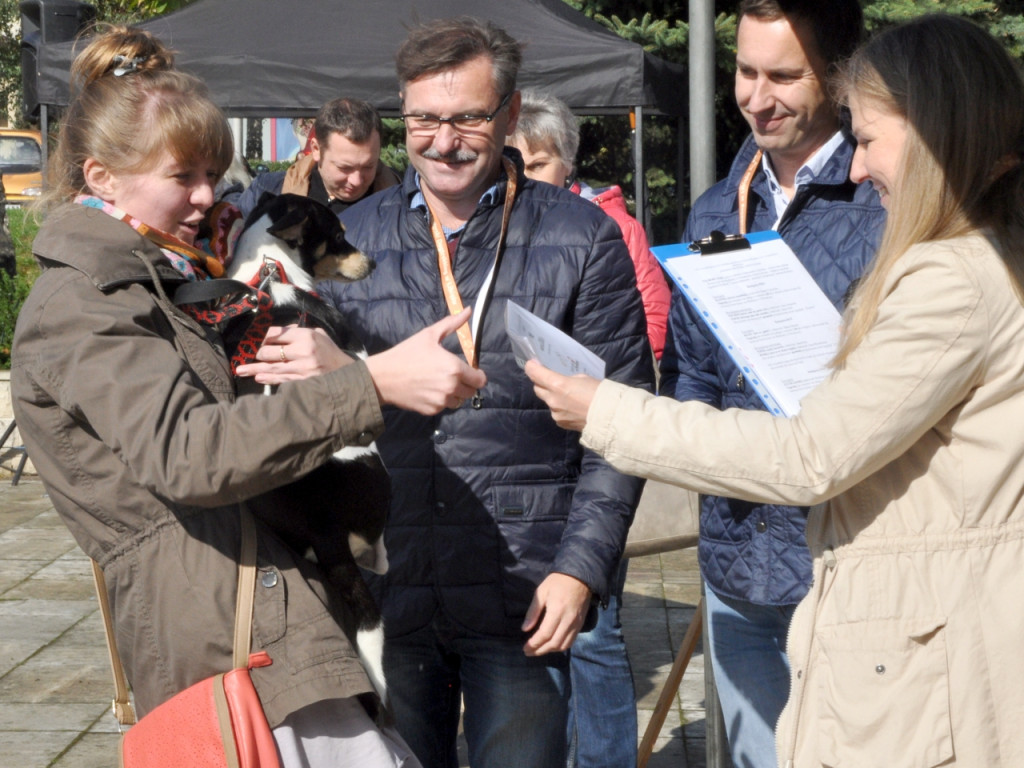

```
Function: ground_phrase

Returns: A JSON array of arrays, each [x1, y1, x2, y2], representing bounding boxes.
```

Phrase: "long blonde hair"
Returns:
[[40, 24, 232, 211], [833, 14, 1024, 366]]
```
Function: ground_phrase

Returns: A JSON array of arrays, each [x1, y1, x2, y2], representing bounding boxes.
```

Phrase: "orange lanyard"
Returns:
[[737, 148, 763, 235], [426, 156, 518, 370]]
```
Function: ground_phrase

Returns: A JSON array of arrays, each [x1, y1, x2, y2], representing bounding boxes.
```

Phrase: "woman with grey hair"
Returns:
[[510, 88, 670, 361]]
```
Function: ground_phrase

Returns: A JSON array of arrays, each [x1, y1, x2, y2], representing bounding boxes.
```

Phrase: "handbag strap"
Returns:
[[91, 508, 259, 726], [90, 558, 136, 726], [232, 507, 258, 669]]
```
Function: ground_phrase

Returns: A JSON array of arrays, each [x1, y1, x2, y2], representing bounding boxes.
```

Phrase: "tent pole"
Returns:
[[689, 2, 731, 767], [632, 105, 646, 238], [689, 0, 716, 203], [40, 105, 49, 181]]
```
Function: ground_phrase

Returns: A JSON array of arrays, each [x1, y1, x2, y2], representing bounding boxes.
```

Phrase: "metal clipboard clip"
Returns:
[[688, 230, 751, 255]]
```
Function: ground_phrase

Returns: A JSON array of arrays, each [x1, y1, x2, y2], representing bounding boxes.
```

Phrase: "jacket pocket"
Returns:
[[249, 529, 291, 648], [252, 564, 287, 647], [490, 481, 574, 619], [815, 617, 953, 767]]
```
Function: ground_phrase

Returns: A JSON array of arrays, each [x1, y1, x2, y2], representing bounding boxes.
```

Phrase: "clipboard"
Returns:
[[653, 230, 841, 417]]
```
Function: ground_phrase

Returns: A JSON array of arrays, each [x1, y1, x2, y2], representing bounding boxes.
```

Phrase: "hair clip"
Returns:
[[112, 54, 147, 77]]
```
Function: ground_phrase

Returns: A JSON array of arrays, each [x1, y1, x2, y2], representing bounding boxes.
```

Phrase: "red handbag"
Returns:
[[92, 509, 281, 768]]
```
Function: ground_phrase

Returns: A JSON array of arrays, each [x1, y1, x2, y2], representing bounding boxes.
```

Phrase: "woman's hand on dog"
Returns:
[[237, 325, 355, 383], [365, 308, 488, 415], [238, 310, 486, 415]]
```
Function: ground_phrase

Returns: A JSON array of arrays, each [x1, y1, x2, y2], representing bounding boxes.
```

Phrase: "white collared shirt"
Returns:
[[761, 131, 846, 229]]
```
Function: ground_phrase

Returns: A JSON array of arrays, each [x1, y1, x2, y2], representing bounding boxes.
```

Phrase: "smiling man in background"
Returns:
[[237, 97, 400, 217]]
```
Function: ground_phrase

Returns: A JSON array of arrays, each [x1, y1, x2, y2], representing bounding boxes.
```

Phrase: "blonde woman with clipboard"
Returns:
[[527, 14, 1024, 767]]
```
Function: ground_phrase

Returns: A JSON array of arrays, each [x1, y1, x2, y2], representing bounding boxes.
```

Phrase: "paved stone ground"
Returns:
[[0, 478, 707, 768]]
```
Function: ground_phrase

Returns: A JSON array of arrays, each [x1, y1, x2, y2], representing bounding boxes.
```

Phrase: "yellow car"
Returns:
[[0, 129, 43, 206]]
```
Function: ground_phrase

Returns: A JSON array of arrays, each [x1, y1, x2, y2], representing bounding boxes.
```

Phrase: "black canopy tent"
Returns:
[[33, 0, 686, 227]]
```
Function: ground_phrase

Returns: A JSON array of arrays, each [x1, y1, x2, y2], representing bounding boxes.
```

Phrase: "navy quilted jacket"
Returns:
[[319, 150, 655, 637], [660, 134, 886, 605]]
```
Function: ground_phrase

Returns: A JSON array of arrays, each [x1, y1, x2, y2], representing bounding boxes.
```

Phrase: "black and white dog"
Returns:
[[221, 192, 389, 702]]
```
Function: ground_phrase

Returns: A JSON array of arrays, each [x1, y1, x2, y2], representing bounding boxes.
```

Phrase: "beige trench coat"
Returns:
[[583, 232, 1024, 766]]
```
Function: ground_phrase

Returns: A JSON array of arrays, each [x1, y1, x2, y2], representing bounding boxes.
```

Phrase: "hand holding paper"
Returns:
[[505, 301, 605, 379], [524, 359, 598, 432], [506, 301, 603, 431]]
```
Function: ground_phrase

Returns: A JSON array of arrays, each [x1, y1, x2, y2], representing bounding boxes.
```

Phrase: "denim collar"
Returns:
[[410, 168, 505, 239]]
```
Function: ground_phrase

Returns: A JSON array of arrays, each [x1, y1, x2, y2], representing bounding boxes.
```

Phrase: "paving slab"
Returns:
[[0, 732, 70, 768], [0, 478, 713, 767], [49, 733, 121, 768]]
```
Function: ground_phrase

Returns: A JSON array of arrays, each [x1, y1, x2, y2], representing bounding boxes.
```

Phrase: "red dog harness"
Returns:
[[176, 257, 297, 375]]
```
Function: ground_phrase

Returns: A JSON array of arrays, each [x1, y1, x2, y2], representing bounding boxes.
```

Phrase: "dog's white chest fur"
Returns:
[[226, 194, 389, 706], [227, 215, 315, 293]]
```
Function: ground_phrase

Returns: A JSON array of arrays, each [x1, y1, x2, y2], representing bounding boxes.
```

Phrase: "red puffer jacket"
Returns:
[[573, 181, 670, 359]]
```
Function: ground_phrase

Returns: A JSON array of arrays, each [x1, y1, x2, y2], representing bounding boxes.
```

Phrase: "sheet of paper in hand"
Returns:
[[505, 300, 605, 379]]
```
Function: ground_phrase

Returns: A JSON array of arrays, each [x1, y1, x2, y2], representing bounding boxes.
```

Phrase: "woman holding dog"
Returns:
[[11, 25, 481, 767], [527, 14, 1024, 766]]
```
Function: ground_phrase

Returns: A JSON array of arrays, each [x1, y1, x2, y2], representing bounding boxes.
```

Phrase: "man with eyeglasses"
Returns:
[[317, 16, 654, 768]]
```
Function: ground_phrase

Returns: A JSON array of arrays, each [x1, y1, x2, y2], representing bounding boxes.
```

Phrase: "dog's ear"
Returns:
[[307, 200, 336, 229], [243, 191, 283, 229], [266, 204, 312, 249]]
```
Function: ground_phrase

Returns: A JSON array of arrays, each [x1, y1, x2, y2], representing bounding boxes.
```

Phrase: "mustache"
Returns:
[[421, 147, 479, 163]]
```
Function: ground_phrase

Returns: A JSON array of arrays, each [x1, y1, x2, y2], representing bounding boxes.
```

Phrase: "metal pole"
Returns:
[[677, 115, 687, 238], [689, 0, 716, 203], [632, 105, 646, 236], [703, 581, 733, 768], [690, 3, 730, 759], [229, 116, 244, 160], [40, 104, 48, 179]]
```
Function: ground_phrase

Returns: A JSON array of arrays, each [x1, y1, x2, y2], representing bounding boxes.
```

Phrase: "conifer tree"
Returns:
[[567, 0, 1024, 240]]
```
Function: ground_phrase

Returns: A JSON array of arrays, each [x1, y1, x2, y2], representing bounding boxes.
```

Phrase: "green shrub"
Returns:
[[0, 208, 40, 369], [8, 208, 40, 281], [0, 269, 32, 367], [258, 160, 292, 174], [380, 144, 409, 174]]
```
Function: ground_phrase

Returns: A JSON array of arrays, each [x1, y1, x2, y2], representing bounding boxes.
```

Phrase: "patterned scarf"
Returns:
[[75, 195, 242, 280], [77, 196, 272, 373]]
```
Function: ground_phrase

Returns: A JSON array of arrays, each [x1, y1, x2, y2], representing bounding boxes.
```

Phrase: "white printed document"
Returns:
[[653, 231, 841, 416], [505, 301, 606, 379]]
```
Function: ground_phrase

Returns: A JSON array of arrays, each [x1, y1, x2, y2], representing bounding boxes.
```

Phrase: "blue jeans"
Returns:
[[567, 559, 637, 768], [383, 609, 571, 768], [705, 585, 796, 768]]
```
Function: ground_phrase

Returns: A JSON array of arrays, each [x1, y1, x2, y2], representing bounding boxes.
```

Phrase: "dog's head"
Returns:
[[244, 192, 374, 283]]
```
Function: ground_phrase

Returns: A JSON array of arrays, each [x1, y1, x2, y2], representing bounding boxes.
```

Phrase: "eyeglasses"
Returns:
[[400, 92, 513, 136]]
